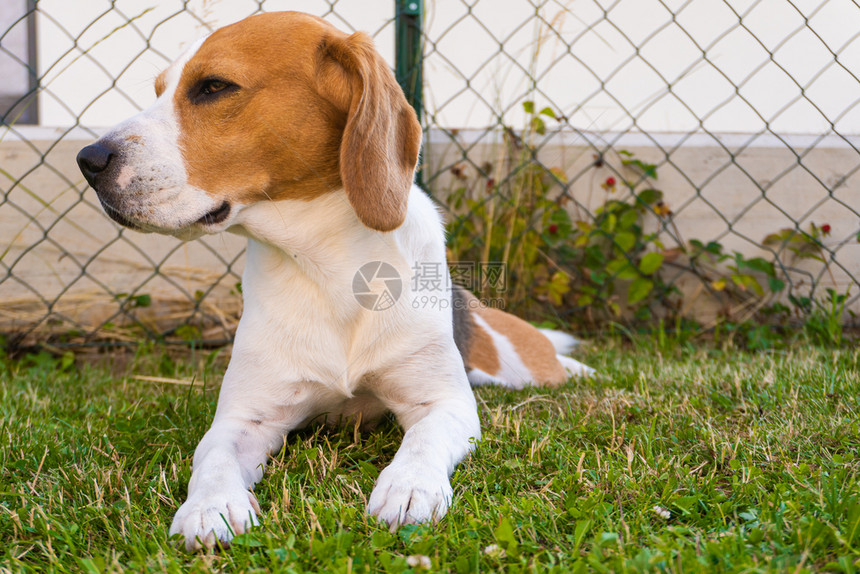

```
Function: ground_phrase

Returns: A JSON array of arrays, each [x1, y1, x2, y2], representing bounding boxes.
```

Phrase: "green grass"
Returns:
[[1, 340, 859, 572]]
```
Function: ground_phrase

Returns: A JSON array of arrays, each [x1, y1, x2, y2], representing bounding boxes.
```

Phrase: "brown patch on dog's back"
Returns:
[[476, 307, 567, 385], [469, 320, 501, 377], [452, 287, 500, 376]]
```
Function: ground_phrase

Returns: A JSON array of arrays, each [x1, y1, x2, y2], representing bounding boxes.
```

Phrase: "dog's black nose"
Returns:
[[76, 142, 115, 187]]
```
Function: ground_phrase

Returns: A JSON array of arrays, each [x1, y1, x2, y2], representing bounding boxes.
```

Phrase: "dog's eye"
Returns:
[[191, 78, 237, 103], [201, 80, 229, 95]]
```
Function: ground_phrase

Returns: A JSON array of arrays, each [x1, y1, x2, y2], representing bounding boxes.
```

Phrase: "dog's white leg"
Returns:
[[366, 345, 480, 529], [168, 417, 275, 551], [169, 369, 318, 551]]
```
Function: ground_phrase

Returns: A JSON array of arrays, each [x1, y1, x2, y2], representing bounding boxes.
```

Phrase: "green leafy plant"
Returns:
[[762, 222, 851, 340], [688, 240, 785, 297], [444, 103, 682, 325], [804, 288, 849, 346], [568, 183, 673, 319], [114, 292, 152, 309], [445, 100, 574, 310], [764, 222, 832, 265], [444, 96, 852, 342]]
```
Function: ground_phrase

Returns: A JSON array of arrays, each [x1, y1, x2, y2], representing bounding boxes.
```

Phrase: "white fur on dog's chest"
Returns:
[[227, 187, 451, 400]]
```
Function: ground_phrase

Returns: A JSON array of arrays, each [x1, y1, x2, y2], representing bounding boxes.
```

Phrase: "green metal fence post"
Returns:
[[395, 0, 424, 187]]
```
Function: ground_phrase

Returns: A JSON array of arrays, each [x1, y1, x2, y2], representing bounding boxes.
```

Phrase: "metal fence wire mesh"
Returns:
[[1, 0, 859, 348]]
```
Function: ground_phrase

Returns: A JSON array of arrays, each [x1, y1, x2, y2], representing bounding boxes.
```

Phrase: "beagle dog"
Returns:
[[76, 11, 592, 551]]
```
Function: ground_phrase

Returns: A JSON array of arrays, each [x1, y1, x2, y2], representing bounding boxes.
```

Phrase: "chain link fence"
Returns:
[[0, 1, 397, 348], [2, 0, 859, 349], [421, 0, 860, 331]]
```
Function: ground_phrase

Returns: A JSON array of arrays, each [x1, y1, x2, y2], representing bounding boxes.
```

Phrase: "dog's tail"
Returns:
[[537, 328, 580, 355], [451, 286, 595, 389]]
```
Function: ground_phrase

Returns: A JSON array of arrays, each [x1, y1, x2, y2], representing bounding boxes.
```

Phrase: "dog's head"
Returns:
[[77, 12, 422, 239]]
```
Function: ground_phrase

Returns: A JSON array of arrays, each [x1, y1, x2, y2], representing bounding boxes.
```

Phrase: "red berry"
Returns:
[[548, 224, 558, 234], [605, 177, 616, 187], [821, 224, 831, 235]]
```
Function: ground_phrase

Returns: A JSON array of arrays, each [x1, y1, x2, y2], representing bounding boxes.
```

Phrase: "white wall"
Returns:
[[0, 0, 30, 99], [32, 0, 860, 135], [35, 0, 395, 127], [422, 0, 860, 133]]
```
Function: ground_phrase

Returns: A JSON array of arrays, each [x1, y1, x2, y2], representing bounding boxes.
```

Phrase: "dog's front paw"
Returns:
[[367, 463, 453, 530], [169, 487, 261, 551]]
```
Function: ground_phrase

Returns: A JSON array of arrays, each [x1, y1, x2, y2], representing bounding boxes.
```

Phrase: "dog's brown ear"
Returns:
[[320, 32, 422, 232]]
